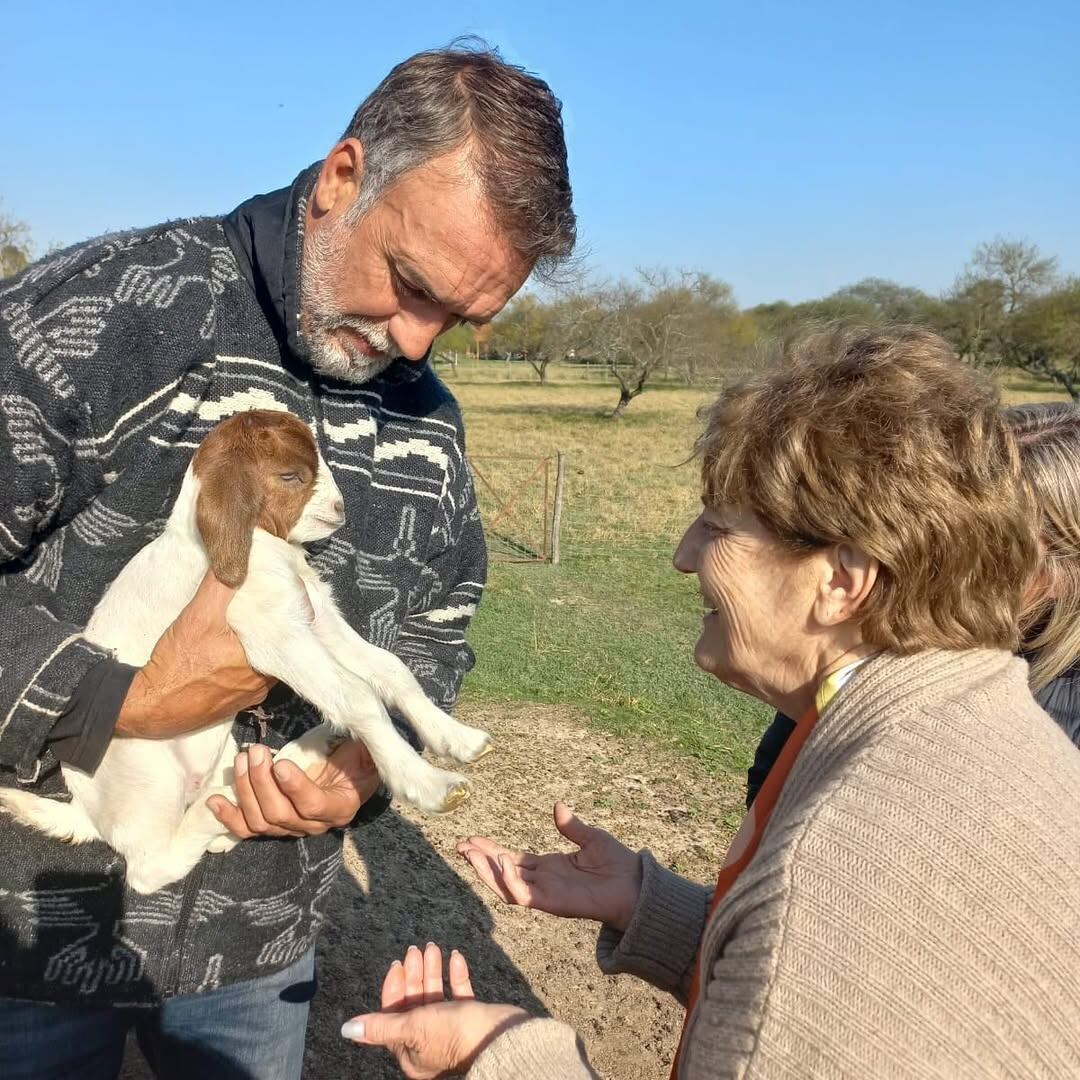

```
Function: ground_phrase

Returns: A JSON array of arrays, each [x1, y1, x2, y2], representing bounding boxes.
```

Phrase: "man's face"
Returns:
[[301, 145, 531, 383]]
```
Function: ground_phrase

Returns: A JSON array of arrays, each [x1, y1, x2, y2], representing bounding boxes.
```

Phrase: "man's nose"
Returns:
[[389, 307, 448, 362]]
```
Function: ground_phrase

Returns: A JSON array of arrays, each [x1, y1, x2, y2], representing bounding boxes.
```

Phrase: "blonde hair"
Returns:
[[1004, 403, 1080, 690], [696, 326, 1039, 653]]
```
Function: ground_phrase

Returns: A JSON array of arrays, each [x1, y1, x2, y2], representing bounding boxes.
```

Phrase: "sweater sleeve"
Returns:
[[392, 435, 487, 711], [469, 1018, 599, 1080], [0, 297, 112, 781], [595, 851, 713, 1005]]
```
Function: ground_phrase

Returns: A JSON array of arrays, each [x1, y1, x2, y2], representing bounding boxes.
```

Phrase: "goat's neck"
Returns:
[[165, 466, 204, 548]]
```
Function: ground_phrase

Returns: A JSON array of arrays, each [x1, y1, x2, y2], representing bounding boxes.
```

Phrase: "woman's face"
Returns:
[[673, 504, 826, 707]]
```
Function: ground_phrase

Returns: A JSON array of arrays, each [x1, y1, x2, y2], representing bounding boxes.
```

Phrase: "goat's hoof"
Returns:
[[438, 782, 472, 813], [472, 738, 495, 761]]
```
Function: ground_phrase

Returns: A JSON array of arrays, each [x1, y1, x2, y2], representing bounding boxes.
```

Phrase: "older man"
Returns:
[[0, 44, 574, 1079]]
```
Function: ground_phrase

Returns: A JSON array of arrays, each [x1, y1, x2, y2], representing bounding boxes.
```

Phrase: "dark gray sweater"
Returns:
[[0, 167, 486, 1005]]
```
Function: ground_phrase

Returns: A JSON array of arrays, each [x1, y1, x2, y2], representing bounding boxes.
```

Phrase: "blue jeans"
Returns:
[[0, 950, 315, 1080]]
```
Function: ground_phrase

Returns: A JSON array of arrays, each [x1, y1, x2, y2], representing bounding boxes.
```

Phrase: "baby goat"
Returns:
[[0, 410, 491, 894]]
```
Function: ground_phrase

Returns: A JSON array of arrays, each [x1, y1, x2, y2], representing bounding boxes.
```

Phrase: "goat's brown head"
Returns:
[[192, 410, 345, 587]]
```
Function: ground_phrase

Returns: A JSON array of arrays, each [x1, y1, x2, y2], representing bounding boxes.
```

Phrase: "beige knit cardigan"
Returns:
[[470, 649, 1080, 1079]]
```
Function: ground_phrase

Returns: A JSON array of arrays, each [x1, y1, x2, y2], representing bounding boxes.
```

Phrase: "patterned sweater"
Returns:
[[0, 167, 486, 1004], [469, 650, 1080, 1078]]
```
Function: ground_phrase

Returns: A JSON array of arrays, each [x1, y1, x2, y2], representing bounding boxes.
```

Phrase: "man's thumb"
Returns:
[[341, 1011, 405, 1045]]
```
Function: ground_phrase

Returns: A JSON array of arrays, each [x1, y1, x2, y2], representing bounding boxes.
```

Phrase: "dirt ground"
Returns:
[[122, 702, 744, 1079]]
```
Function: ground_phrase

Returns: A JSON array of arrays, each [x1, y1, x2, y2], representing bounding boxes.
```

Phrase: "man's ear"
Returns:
[[311, 139, 366, 219], [814, 543, 879, 627]]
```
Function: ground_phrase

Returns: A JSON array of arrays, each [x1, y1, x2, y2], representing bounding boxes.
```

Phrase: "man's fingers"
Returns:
[[423, 942, 444, 1004], [448, 950, 475, 1000], [270, 759, 336, 822], [239, 746, 299, 834], [207, 794, 252, 839], [381, 959, 406, 1011]]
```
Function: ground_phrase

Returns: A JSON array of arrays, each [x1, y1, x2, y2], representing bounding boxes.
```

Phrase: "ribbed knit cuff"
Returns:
[[469, 1018, 596, 1080], [596, 851, 712, 1004]]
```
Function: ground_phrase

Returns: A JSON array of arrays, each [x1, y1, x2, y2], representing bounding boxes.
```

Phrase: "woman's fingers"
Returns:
[[553, 801, 604, 848], [381, 959, 406, 1011], [448, 949, 474, 1000], [423, 942, 444, 1004], [461, 849, 518, 905], [456, 835, 531, 866], [402, 944, 424, 1007], [498, 855, 535, 907]]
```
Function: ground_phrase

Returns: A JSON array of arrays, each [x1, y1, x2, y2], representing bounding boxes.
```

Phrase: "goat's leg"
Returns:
[[0, 788, 102, 845], [306, 586, 492, 764], [230, 614, 472, 813], [123, 735, 241, 893]]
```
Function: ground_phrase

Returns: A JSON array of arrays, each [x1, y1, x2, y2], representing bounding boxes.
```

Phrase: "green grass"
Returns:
[[461, 553, 770, 775]]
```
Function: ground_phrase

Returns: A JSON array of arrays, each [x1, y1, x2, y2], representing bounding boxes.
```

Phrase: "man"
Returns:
[[0, 44, 575, 1078]]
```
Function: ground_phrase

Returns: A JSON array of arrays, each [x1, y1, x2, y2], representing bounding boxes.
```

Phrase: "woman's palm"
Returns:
[[457, 802, 643, 931]]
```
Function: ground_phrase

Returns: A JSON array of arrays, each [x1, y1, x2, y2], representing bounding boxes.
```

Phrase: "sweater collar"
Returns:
[[222, 164, 427, 386]]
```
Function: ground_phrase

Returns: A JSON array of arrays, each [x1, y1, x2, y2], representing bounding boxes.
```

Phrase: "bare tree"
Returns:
[[592, 270, 737, 418], [0, 205, 32, 279]]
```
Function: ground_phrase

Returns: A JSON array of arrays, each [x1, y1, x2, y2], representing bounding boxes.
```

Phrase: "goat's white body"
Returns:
[[1, 459, 490, 894]]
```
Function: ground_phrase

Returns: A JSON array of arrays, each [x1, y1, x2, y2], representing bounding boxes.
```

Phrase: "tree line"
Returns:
[[440, 238, 1079, 417], [3, 205, 1076, 418]]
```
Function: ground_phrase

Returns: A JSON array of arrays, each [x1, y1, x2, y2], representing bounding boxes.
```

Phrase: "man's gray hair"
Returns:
[[342, 39, 576, 283]]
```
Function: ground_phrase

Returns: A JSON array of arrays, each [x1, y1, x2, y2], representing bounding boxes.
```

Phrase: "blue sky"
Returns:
[[4, 1, 1077, 305]]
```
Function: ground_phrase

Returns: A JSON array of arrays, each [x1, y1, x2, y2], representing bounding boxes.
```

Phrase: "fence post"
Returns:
[[551, 452, 566, 565]]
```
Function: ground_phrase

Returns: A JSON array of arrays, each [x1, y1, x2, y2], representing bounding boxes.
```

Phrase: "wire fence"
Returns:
[[468, 452, 694, 564]]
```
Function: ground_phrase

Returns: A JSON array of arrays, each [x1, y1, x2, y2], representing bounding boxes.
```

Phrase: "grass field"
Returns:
[[446, 361, 1071, 779]]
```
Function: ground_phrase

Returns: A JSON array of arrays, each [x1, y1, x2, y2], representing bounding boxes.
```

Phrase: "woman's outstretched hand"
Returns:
[[457, 801, 643, 932], [341, 944, 527, 1079]]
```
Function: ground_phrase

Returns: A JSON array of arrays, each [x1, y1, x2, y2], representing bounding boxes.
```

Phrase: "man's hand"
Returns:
[[207, 739, 382, 838], [341, 943, 528, 1079], [116, 572, 275, 737], [457, 802, 644, 932]]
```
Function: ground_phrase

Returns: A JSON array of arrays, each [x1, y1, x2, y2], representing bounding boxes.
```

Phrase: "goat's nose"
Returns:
[[332, 499, 345, 518]]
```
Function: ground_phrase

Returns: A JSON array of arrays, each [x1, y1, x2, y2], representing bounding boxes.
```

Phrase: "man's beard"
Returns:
[[299, 213, 401, 384]]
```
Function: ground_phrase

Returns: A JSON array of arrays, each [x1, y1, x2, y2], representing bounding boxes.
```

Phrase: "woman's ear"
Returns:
[[196, 460, 263, 588], [814, 543, 879, 627]]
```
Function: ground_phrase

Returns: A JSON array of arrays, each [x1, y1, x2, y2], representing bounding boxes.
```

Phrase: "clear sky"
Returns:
[[3, 0, 1077, 306]]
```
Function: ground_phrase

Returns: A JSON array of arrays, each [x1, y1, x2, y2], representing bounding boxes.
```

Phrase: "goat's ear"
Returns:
[[195, 462, 263, 588]]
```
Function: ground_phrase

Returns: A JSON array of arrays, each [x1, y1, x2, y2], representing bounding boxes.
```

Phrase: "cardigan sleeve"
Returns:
[[595, 851, 713, 1006], [469, 1018, 599, 1080]]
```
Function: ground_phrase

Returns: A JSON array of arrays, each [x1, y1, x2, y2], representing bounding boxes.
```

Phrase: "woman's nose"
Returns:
[[673, 518, 702, 574]]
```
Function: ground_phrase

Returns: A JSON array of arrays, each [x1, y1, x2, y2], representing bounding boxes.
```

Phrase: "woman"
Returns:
[[747, 400, 1080, 809], [343, 328, 1080, 1077], [1009, 402, 1080, 745]]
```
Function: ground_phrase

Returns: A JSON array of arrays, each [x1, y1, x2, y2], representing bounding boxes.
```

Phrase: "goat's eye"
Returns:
[[279, 472, 301, 484]]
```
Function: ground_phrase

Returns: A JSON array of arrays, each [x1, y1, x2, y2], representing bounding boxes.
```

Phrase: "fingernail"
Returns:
[[340, 1019, 365, 1040], [272, 761, 291, 780], [425, 941, 436, 949], [407, 944, 420, 954], [235, 754, 248, 777], [390, 959, 402, 969], [249, 745, 266, 767]]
